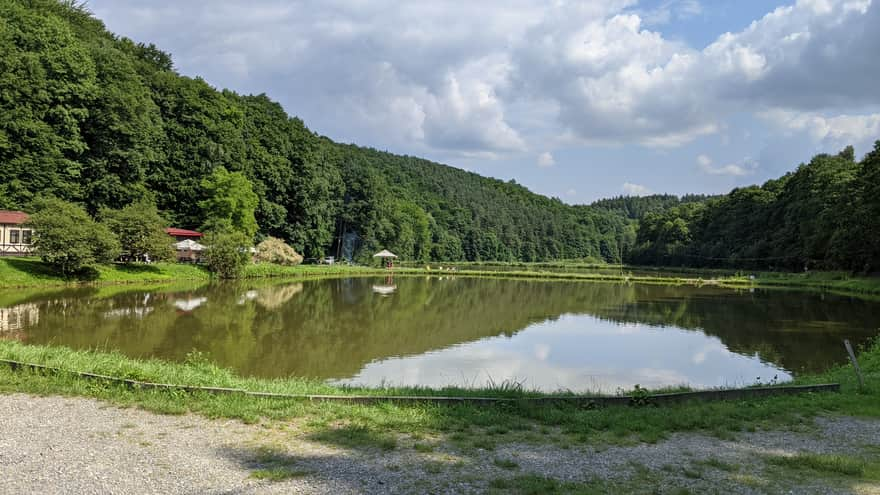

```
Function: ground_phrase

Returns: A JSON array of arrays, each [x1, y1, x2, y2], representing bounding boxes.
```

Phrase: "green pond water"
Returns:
[[1, 276, 877, 392]]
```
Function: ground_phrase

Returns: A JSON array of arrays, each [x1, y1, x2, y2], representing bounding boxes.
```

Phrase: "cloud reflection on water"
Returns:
[[335, 314, 792, 393]]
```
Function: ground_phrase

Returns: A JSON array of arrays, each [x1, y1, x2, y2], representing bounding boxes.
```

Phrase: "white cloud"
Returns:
[[622, 182, 651, 196], [636, 0, 703, 26], [536, 151, 555, 167], [698, 158, 758, 176], [564, 188, 577, 197], [514, 0, 880, 148], [89, 0, 880, 159], [762, 109, 880, 150], [697, 154, 713, 167]]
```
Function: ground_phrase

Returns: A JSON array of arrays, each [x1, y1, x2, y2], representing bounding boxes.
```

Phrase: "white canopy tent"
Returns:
[[373, 249, 398, 269], [175, 239, 206, 251], [372, 249, 398, 258]]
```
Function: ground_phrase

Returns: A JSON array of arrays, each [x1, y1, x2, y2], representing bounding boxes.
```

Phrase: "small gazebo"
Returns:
[[373, 249, 398, 269]]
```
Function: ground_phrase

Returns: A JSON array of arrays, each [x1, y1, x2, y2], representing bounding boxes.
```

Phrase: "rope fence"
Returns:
[[1, 358, 840, 407]]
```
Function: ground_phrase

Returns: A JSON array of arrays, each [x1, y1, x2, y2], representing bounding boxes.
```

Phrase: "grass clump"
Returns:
[[764, 453, 878, 479], [695, 457, 739, 472], [488, 475, 608, 494], [413, 442, 435, 453], [247, 446, 311, 482], [308, 424, 398, 451], [250, 467, 310, 481], [493, 458, 520, 470]]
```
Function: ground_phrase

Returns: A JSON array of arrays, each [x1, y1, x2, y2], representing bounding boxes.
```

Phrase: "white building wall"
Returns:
[[0, 223, 35, 255]]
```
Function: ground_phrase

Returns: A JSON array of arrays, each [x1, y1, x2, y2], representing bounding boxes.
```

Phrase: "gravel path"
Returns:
[[1, 394, 878, 494]]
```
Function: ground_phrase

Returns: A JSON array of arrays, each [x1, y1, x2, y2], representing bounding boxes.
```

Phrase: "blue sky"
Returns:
[[89, 0, 880, 203]]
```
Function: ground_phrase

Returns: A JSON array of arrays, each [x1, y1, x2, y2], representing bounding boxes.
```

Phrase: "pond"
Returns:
[[1, 276, 877, 392]]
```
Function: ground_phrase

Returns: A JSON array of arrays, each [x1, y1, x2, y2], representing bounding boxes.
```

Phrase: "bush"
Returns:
[[99, 200, 174, 262], [26, 197, 121, 277], [203, 229, 251, 279], [254, 237, 303, 266]]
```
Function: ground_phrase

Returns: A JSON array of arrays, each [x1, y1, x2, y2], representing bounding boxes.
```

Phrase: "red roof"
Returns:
[[165, 227, 203, 238], [0, 210, 28, 225]]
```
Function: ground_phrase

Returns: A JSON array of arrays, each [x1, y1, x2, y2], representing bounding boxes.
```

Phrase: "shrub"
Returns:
[[26, 197, 121, 277], [254, 237, 303, 266], [203, 229, 251, 279], [99, 200, 174, 262]]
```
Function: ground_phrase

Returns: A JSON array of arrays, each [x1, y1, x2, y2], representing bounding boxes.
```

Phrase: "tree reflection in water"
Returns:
[[2, 277, 878, 390]]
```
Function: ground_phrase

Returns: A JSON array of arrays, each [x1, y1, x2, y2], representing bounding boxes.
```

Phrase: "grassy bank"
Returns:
[[0, 339, 877, 448], [3, 256, 880, 298], [0, 257, 208, 289], [0, 257, 391, 289], [0, 258, 714, 291], [709, 270, 880, 296]]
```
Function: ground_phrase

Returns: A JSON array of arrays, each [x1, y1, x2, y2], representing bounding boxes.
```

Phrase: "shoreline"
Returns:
[[0, 339, 876, 452], [2, 257, 879, 297], [0, 338, 874, 402]]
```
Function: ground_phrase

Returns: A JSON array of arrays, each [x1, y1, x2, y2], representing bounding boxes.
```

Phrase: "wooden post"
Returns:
[[844, 339, 865, 391]]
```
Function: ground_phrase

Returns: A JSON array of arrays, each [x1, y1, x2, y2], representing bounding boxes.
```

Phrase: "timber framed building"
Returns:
[[0, 210, 33, 256]]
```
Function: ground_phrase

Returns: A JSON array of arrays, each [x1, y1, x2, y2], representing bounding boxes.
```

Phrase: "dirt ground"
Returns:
[[1, 393, 878, 494]]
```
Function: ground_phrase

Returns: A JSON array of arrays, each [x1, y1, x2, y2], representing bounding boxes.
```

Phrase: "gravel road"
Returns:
[[1, 393, 878, 494]]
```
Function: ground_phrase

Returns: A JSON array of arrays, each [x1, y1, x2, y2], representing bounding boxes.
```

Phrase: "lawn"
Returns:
[[1, 338, 877, 448]]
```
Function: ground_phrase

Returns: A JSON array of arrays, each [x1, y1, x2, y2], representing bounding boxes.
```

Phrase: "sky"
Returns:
[[88, 0, 880, 204]]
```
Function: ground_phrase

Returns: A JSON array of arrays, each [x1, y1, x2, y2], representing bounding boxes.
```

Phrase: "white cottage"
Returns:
[[0, 210, 34, 256]]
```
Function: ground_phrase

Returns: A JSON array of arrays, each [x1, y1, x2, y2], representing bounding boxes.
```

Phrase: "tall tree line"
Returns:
[[0, 0, 635, 263], [2, 1, 876, 270], [629, 145, 880, 272]]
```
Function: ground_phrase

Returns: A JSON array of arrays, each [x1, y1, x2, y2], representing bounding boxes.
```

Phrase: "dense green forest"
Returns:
[[630, 145, 880, 272], [1, 1, 877, 270], [0, 0, 635, 263], [591, 194, 716, 221]]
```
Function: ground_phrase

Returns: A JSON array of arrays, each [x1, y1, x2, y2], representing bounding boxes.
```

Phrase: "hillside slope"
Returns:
[[0, 0, 634, 262]]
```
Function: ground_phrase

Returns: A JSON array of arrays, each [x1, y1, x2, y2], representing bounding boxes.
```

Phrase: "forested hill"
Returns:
[[629, 145, 880, 272], [0, 0, 635, 263], [591, 194, 716, 221], [3, 1, 877, 270]]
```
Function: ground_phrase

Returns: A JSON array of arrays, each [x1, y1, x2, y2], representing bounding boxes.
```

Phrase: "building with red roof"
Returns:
[[164, 227, 204, 242], [0, 210, 34, 256], [165, 227, 205, 262]]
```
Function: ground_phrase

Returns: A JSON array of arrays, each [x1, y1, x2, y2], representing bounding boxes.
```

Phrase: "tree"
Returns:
[[203, 229, 251, 279], [0, 0, 694, 266], [0, 2, 97, 206], [25, 197, 120, 276], [99, 199, 173, 262], [199, 167, 259, 238], [254, 237, 303, 266]]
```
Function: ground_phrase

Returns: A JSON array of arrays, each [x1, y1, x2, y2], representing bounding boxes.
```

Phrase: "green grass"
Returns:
[[4, 255, 879, 297], [493, 458, 520, 470], [246, 446, 311, 481], [413, 442, 435, 453], [0, 256, 712, 290], [0, 257, 208, 288], [753, 271, 880, 295], [764, 452, 879, 479], [308, 424, 398, 451], [487, 474, 640, 494], [717, 270, 880, 296], [0, 338, 878, 452], [489, 475, 594, 494], [0, 257, 395, 289], [694, 457, 739, 472], [249, 467, 310, 481]]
